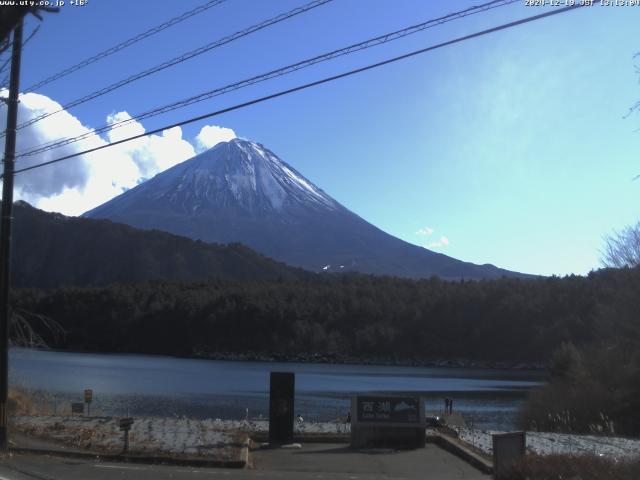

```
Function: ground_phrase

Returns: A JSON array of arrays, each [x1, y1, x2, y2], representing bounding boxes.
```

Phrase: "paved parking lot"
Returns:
[[0, 442, 489, 480]]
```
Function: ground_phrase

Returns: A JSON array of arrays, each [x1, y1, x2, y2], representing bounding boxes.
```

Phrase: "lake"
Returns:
[[9, 348, 545, 430]]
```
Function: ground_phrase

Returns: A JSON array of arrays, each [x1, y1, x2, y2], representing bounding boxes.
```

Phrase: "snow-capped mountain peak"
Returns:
[[84, 137, 527, 280], [145, 138, 337, 214]]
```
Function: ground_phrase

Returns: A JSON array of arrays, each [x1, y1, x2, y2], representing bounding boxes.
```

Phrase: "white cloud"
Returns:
[[426, 236, 451, 249], [416, 227, 434, 236], [106, 111, 196, 178], [4, 91, 94, 201], [195, 125, 236, 152], [0, 90, 232, 216]]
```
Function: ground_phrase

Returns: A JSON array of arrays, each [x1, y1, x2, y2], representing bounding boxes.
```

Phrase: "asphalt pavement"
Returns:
[[0, 443, 489, 480]]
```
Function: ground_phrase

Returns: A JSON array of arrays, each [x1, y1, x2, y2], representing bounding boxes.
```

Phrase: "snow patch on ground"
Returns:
[[12, 416, 350, 453], [20, 415, 634, 461], [12, 415, 244, 459], [455, 427, 640, 460]]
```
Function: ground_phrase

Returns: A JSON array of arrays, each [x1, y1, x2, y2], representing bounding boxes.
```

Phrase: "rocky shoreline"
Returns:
[[191, 350, 546, 371], [35, 347, 547, 371]]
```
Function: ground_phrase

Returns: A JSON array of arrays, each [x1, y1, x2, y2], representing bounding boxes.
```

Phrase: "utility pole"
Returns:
[[0, 18, 23, 451]]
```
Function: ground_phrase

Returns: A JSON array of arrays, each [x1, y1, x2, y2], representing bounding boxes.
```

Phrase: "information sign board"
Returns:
[[356, 396, 420, 423]]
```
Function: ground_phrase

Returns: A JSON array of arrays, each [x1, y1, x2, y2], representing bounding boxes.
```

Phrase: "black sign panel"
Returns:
[[357, 396, 420, 423], [119, 418, 134, 431], [269, 372, 295, 444], [71, 402, 84, 414]]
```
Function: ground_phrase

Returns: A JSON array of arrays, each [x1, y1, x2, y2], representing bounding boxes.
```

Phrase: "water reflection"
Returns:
[[10, 348, 545, 430]]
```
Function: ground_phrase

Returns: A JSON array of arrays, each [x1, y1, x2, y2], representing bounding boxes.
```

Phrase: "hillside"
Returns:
[[11, 201, 305, 288]]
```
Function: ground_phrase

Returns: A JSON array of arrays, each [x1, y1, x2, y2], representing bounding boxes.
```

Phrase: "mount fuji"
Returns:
[[84, 138, 526, 280]]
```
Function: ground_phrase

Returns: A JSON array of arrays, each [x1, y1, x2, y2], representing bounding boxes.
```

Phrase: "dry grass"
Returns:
[[517, 381, 618, 434], [7, 387, 104, 417], [11, 415, 247, 460], [8, 387, 35, 415], [497, 453, 640, 480]]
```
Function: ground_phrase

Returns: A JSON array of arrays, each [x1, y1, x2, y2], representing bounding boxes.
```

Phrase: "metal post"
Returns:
[[123, 429, 129, 453], [0, 19, 23, 451]]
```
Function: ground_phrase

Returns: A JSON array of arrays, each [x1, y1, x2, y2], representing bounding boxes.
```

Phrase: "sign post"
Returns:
[[268, 372, 295, 445], [119, 417, 134, 453], [71, 402, 84, 415], [84, 389, 93, 417]]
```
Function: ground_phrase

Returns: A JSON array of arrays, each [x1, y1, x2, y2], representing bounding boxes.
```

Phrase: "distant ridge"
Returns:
[[11, 201, 305, 288]]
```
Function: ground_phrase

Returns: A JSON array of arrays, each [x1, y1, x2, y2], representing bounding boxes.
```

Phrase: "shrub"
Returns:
[[8, 387, 35, 415], [497, 454, 640, 480], [519, 343, 640, 436]]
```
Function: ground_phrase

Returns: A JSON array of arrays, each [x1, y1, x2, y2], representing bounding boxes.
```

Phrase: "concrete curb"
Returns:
[[427, 433, 493, 474], [250, 432, 350, 444], [9, 443, 250, 469]]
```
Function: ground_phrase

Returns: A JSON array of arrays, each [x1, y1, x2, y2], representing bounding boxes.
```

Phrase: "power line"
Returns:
[[10, 0, 335, 137], [0, 24, 39, 88], [11, 3, 586, 178], [23, 0, 228, 94], [16, 0, 519, 159], [0, 39, 10, 56]]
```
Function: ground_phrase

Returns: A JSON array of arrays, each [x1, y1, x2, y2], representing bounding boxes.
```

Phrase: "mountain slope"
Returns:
[[11, 201, 305, 288], [85, 138, 528, 280]]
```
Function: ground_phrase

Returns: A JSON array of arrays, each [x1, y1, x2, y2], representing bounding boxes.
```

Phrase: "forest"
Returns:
[[10, 262, 640, 435], [11, 265, 639, 364]]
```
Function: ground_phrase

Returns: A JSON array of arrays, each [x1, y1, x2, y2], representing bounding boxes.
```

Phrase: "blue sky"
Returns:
[[6, 0, 640, 276]]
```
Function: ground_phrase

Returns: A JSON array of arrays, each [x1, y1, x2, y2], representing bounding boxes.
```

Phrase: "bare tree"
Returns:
[[10, 309, 65, 348], [602, 221, 640, 268], [603, 55, 640, 268], [625, 52, 640, 119]]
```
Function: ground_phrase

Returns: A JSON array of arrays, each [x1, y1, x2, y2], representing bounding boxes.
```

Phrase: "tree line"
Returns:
[[11, 266, 639, 364]]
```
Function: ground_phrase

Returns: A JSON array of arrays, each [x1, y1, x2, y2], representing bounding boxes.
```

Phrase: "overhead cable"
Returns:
[[10, 0, 335, 137], [23, 0, 228, 93], [16, 0, 518, 158], [10, 3, 586, 177]]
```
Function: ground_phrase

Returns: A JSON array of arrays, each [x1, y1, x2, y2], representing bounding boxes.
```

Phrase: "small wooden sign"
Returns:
[[84, 389, 93, 403], [119, 417, 134, 453], [119, 417, 134, 431]]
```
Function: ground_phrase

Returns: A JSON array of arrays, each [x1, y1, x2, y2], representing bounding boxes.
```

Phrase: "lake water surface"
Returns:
[[10, 348, 545, 430]]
